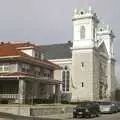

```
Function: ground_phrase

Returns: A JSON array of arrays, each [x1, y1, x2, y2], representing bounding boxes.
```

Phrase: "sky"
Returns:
[[0, 0, 119, 80]]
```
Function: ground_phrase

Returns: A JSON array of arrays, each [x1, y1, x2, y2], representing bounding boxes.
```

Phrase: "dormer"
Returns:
[[16, 42, 44, 60]]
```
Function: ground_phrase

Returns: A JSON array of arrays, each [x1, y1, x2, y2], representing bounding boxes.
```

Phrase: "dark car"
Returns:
[[73, 101, 100, 118], [116, 102, 120, 112]]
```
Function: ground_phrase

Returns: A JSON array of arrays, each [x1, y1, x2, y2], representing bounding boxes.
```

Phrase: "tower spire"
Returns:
[[88, 6, 92, 12]]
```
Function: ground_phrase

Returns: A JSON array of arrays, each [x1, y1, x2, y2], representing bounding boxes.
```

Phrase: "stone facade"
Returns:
[[48, 7, 116, 102]]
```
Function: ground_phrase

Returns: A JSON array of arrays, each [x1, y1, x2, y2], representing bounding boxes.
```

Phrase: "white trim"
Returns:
[[72, 49, 93, 53], [71, 47, 94, 51], [0, 55, 20, 58], [17, 46, 34, 50], [0, 75, 62, 84], [49, 58, 72, 64]]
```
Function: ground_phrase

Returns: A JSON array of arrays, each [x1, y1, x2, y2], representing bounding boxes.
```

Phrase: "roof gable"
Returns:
[[98, 41, 108, 57]]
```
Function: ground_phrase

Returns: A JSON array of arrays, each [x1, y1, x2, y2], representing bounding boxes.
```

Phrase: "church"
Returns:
[[42, 7, 117, 102]]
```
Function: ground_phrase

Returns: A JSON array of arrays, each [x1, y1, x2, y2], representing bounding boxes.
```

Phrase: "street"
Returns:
[[0, 111, 120, 120], [67, 112, 120, 120], [40, 112, 120, 120]]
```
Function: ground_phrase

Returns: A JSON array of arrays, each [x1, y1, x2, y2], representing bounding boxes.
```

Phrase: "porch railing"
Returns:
[[0, 94, 18, 99]]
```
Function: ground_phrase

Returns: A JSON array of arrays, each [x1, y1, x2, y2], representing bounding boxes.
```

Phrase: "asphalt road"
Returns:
[[67, 112, 120, 120], [0, 112, 120, 120]]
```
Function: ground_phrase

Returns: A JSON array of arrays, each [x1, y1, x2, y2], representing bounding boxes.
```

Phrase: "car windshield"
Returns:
[[77, 102, 91, 107], [99, 102, 111, 105]]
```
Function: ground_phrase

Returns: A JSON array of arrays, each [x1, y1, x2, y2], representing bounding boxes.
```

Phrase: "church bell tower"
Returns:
[[71, 7, 100, 101], [72, 7, 99, 49]]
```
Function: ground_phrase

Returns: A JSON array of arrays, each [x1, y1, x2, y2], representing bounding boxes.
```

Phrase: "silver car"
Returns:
[[99, 101, 118, 114]]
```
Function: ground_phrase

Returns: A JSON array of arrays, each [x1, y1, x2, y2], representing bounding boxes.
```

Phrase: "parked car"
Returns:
[[113, 101, 120, 112], [98, 101, 118, 114], [73, 101, 100, 118], [116, 102, 120, 112]]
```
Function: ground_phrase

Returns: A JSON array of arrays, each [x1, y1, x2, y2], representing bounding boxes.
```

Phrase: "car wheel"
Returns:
[[73, 115, 77, 118], [96, 113, 100, 117]]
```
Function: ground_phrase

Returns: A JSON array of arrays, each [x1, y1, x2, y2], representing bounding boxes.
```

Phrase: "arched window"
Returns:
[[80, 26, 85, 39], [62, 66, 70, 92], [62, 71, 65, 91], [66, 71, 70, 91]]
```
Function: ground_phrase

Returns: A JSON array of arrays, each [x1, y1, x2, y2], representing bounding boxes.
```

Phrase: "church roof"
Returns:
[[40, 41, 72, 59]]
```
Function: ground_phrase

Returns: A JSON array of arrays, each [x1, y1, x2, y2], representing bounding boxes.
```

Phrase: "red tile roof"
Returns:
[[0, 44, 21, 57], [0, 42, 35, 48], [0, 42, 60, 69]]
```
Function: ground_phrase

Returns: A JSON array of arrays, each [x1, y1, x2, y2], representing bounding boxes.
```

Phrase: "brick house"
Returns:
[[0, 42, 61, 104]]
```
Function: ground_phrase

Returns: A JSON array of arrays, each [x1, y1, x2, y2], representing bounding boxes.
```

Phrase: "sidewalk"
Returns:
[[39, 113, 73, 120]]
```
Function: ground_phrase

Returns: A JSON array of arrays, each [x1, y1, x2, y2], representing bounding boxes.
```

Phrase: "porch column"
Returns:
[[55, 84, 61, 103], [18, 79, 26, 104], [33, 81, 38, 101]]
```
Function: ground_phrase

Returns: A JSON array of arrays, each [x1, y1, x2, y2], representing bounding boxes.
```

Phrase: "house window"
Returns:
[[21, 63, 30, 73], [44, 69, 51, 77], [0, 64, 15, 72], [40, 53, 44, 60], [35, 67, 41, 76], [80, 26, 85, 39], [0, 64, 10, 72], [0, 66, 3, 71], [4, 65, 9, 71]]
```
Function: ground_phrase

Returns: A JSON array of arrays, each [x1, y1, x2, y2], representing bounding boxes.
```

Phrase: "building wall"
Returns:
[[71, 49, 94, 101], [50, 59, 72, 93], [50, 49, 115, 102], [22, 49, 35, 57], [54, 69, 62, 91], [111, 59, 116, 93], [107, 59, 116, 100], [92, 50, 100, 100], [48, 8, 117, 102], [93, 49, 109, 100], [50, 59, 72, 101]]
